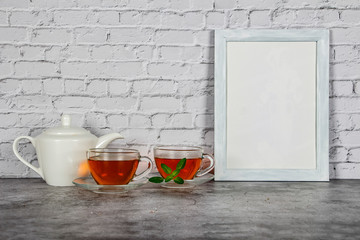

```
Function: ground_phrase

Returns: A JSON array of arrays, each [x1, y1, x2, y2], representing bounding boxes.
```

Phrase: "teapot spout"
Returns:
[[96, 133, 124, 148]]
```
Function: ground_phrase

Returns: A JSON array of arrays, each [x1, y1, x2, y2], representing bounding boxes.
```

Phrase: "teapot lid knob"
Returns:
[[61, 115, 71, 127]]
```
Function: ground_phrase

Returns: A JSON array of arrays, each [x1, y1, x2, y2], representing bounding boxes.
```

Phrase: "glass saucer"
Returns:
[[72, 176, 148, 194], [148, 173, 214, 189]]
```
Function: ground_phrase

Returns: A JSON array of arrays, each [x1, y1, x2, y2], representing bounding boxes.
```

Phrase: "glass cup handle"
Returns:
[[133, 156, 153, 181], [196, 153, 215, 177]]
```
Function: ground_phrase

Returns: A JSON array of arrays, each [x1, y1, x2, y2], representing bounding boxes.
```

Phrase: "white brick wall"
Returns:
[[0, 0, 359, 179]]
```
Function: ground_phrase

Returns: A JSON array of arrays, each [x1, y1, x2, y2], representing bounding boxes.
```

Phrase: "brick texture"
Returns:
[[0, 0, 359, 179]]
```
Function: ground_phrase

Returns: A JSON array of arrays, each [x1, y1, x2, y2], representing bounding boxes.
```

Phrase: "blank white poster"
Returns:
[[226, 41, 317, 169]]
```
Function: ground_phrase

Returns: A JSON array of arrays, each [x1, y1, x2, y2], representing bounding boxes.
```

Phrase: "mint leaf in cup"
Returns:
[[176, 158, 187, 170], [174, 177, 184, 184], [169, 169, 180, 179], [161, 163, 172, 174], [150, 159, 187, 185], [165, 175, 173, 182], [149, 177, 164, 183]]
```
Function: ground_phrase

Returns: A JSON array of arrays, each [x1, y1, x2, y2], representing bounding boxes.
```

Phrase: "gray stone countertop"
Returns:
[[1, 179, 360, 240]]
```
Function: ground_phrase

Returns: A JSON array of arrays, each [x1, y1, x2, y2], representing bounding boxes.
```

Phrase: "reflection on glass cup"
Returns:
[[87, 148, 153, 185], [154, 146, 215, 180]]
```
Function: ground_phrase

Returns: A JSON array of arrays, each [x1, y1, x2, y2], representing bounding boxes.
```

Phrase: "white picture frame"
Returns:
[[214, 29, 329, 181]]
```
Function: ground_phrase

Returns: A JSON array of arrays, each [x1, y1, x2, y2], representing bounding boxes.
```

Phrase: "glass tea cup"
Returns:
[[154, 146, 215, 180], [87, 148, 153, 185]]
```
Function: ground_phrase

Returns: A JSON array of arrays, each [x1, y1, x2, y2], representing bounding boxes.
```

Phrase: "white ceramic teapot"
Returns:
[[13, 115, 123, 186]]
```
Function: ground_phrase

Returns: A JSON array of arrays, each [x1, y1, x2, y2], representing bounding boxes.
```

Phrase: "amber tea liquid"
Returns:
[[88, 157, 139, 185], [155, 157, 202, 180]]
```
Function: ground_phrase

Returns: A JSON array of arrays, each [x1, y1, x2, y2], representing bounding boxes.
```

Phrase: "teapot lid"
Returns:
[[44, 115, 90, 135]]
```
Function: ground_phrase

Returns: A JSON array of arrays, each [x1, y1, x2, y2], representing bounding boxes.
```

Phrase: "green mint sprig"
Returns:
[[149, 158, 186, 184]]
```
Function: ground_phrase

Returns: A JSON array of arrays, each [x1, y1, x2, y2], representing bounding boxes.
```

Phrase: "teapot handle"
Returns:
[[13, 136, 44, 179]]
